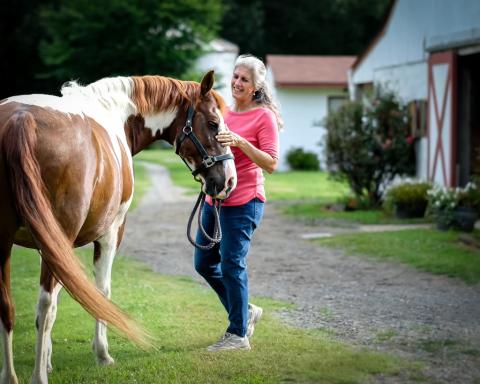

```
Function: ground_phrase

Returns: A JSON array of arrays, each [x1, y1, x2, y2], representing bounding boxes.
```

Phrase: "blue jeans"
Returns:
[[194, 198, 264, 337]]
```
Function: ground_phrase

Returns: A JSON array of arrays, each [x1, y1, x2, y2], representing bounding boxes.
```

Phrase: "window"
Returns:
[[328, 96, 348, 114]]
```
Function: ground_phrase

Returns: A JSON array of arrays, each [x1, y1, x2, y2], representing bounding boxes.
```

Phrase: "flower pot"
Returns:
[[394, 203, 427, 219], [453, 206, 478, 232], [434, 209, 453, 231]]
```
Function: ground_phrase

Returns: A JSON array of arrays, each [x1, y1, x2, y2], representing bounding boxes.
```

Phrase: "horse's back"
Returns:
[[0, 98, 132, 247]]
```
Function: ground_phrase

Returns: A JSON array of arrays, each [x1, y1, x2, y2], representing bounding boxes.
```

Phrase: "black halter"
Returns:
[[175, 106, 234, 178]]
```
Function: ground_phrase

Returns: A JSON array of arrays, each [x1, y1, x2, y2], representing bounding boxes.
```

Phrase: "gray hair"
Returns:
[[234, 54, 283, 130]]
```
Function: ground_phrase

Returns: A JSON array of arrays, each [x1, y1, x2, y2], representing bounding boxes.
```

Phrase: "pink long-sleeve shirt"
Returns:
[[208, 107, 279, 207]]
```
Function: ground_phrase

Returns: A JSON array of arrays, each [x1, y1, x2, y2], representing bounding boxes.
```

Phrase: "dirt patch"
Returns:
[[121, 163, 480, 384]]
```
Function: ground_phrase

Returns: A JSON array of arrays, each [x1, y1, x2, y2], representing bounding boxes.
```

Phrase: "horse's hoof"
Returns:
[[47, 365, 53, 374], [97, 355, 115, 366]]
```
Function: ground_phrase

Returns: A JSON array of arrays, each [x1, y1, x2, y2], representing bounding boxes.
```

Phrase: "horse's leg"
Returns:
[[32, 262, 61, 384], [0, 240, 18, 384], [92, 219, 125, 365]]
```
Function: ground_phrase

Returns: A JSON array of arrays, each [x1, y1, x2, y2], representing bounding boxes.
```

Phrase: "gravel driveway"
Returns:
[[121, 162, 480, 384]]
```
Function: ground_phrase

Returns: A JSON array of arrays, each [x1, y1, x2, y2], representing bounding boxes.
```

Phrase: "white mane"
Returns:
[[61, 77, 136, 114]]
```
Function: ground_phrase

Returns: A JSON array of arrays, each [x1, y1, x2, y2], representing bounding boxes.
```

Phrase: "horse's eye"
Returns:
[[208, 121, 219, 130]]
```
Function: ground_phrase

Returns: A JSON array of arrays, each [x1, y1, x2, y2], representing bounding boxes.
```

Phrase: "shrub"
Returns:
[[457, 182, 480, 213], [338, 194, 375, 211], [286, 147, 320, 171], [384, 181, 430, 218], [325, 92, 416, 206]]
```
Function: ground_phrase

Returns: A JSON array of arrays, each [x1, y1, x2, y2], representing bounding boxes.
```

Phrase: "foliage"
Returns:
[[383, 179, 430, 218], [426, 184, 458, 228], [457, 182, 480, 213], [325, 92, 416, 206], [4, 0, 389, 98], [427, 182, 480, 223], [220, 0, 390, 58], [0, 0, 59, 98], [317, 229, 480, 284], [38, 0, 223, 84], [285, 147, 320, 171], [427, 185, 459, 213], [338, 194, 375, 211]]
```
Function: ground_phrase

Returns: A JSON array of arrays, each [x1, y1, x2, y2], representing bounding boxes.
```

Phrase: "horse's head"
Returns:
[[174, 71, 237, 199]]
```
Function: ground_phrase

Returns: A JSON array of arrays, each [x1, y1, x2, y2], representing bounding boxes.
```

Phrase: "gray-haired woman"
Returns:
[[194, 54, 282, 351]]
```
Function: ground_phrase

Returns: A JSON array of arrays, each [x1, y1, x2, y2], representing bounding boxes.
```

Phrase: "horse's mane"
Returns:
[[61, 75, 224, 116], [61, 77, 136, 113], [131, 76, 226, 115]]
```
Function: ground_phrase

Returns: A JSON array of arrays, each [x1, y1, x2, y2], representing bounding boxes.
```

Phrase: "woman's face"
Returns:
[[231, 66, 255, 103]]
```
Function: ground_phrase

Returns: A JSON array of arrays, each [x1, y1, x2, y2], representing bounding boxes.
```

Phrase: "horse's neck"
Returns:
[[125, 111, 181, 156]]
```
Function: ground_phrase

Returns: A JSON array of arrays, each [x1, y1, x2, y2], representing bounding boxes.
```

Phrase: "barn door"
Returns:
[[427, 51, 457, 187]]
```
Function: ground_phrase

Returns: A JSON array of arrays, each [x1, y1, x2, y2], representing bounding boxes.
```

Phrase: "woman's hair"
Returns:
[[234, 54, 283, 130]]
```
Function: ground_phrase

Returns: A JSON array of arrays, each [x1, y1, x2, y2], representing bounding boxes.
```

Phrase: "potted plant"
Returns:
[[454, 182, 479, 232], [384, 180, 430, 219], [427, 185, 458, 230]]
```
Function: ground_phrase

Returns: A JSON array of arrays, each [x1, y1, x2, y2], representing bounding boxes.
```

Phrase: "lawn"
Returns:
[[135, 148, 349, 202], [134, 148, 199, 195], [7, 154, 414, 383], [9, 247, 408, 383], [317, 229, 480, 284], [281, 202, 432, 225], [130, 161, 151, 210]]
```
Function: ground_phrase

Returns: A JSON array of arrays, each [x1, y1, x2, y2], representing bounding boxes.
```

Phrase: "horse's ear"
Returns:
[[200, 70, 215, 96]]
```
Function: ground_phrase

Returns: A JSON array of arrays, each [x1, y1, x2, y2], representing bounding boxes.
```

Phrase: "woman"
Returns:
[[194, 54, 282, 351]]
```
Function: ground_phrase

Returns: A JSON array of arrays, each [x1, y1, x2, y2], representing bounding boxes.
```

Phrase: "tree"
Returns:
[[220, 0, 390, 58], [0, 0, 59, 98], [38, 0, 223, 86]]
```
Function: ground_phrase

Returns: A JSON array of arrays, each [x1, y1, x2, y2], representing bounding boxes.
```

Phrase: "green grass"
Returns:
[[135, 148, 349, 202], [282, 203, 432, 225], [134, 148, 199, 195], [317, 229, 480, 284], [9, 246, 409, 383], [130, 161, 151, 210], [263, 171, 349, 201]]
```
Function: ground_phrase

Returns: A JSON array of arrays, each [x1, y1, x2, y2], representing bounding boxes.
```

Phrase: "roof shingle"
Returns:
[[267, 55, 356, 87]]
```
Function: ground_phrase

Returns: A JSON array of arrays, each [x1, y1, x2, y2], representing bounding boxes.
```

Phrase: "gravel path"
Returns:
[[121, 162, 480, 384]]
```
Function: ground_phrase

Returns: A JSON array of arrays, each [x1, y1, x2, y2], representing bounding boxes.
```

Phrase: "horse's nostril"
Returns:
[[227, 177, 235, 188]]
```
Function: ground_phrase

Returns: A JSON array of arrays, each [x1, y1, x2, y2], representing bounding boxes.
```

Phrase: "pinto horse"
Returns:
[[0, 71, 236, 384]]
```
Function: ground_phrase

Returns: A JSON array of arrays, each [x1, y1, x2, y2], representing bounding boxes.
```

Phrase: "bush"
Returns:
[[338, 194, 375, 211], [286, 147, 320, 171], [384, 181, 430, 218], [325, 92, 416, 206]]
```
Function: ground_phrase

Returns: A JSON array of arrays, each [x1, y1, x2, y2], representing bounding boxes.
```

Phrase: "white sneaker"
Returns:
[[206, 332, 251, 352], [246, 303, 263, 338]]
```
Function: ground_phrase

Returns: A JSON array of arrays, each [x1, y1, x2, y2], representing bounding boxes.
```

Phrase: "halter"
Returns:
[[175, 105, 234, 250], [175, 106, 233, 178]]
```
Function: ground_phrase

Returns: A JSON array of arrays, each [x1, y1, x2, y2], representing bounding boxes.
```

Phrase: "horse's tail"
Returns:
[[2, 111, 151, 348]]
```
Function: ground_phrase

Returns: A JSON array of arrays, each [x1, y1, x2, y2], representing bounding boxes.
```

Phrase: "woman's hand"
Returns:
[[216, 129, 243, 148]]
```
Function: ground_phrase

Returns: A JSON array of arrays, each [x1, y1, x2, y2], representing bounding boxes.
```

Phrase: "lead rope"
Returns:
[[186, 191, 223, 250]]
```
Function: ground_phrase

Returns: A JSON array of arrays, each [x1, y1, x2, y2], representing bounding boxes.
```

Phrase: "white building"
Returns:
[[267, 55, 356, 170], [195, 38, 239, 106], [349, 0, 480, 187]]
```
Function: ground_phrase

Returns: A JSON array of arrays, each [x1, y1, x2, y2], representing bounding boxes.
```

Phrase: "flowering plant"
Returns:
[[427, 185, 458, 213], [383, 178, 430, 218], [427, 182, 480, 229], [456, 182, 480, 212]]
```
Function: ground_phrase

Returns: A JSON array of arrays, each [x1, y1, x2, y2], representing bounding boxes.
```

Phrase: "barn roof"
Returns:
[[266, 55, 356, 87]]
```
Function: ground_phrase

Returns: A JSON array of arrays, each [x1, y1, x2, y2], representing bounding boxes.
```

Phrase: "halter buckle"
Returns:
[[202, 157, 215, 168], [183, 125, 192, 135]]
